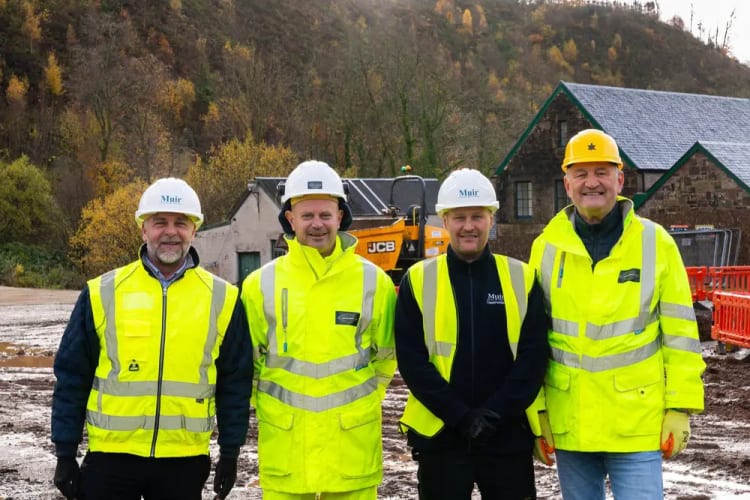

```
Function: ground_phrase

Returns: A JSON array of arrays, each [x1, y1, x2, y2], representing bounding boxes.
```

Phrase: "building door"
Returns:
[[237, 252, 260, 284]]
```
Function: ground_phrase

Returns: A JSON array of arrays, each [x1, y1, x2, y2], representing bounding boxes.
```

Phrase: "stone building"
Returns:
[[494, 81, 750, 265]]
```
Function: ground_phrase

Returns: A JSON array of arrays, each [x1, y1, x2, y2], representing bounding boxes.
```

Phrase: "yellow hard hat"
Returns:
[[561, 129, 622, 171]]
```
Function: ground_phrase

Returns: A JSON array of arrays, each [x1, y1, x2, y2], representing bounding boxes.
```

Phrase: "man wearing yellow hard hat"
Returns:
[[529, 129, 706, 499]]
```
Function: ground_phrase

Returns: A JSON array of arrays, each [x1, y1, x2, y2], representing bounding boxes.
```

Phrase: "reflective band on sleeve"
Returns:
[[257, 377, 378, 412], [662, 333, 701, 354], [659, 301, 697, 321]]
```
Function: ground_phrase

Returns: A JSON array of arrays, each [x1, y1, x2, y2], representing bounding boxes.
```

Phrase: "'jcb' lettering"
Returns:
[[367, 241, 396, 253]]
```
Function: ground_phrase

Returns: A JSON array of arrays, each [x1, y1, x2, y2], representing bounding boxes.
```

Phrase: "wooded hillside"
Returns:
[[1, 0, 749, 282]]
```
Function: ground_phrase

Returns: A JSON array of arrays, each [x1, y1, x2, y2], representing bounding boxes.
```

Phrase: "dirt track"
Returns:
[[0, 287, 749, 499]]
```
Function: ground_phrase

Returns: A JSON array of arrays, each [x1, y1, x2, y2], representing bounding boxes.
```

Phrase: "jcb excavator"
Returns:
[[348, 175, 449, 285]]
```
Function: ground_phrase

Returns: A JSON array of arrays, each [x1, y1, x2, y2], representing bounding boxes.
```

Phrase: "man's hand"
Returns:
[[661, 409, 691, 459], [533, 411, 555, 465], [458, 408, 501, 440], [213, 456, 238, 499], [53, 456, 80, 499]]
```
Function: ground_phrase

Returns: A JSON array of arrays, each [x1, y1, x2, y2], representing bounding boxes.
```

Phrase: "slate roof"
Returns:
[[563, 82, 750, 171], [251, 176, 442, 217], [495, 81, 750, 177]]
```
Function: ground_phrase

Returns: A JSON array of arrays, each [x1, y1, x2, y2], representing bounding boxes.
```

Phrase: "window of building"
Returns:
[[515, 181, 532, 218], [558, 120, 568, 147], [271, 239, 286, 259], [555, 180, 569, 212]]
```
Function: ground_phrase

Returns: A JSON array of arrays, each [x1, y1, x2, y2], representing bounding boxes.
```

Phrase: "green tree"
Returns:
[[69, 180, 146, 278], [0, 155, 59, 245]]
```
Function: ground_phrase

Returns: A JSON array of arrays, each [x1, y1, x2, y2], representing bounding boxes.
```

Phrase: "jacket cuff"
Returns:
[[219, 446, 240, 460], [55, 442, 78, 458]]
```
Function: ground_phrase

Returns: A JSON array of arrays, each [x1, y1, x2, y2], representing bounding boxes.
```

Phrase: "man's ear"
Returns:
[[284, 210, 295, 231]]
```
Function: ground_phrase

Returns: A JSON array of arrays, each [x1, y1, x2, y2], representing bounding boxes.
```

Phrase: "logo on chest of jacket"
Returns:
[[486, 293, 504, 305], [128, 359, 140, 372], [618, 268, 641, 283], [336, 311, 360, 326]]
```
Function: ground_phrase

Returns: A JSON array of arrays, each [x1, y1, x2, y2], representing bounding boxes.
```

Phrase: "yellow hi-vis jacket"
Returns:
[[86, 260, 237, 457], [529, 198, 705, 453], [240, 233, 396, 494], [399, 253, 546, 438]]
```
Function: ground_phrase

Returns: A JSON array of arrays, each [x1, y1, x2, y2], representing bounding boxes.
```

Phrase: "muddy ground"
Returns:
[[0, 286, 749, 499]]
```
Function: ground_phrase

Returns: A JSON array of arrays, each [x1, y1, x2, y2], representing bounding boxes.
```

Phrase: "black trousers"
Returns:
[[414, 449, 536, 500], [79, 452, 211, 500]]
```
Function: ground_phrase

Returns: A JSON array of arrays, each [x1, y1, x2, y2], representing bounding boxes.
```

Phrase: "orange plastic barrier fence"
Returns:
[[705, 266, 750, 302], [711, 291, 750, 349], [685, 266, 707, 302]]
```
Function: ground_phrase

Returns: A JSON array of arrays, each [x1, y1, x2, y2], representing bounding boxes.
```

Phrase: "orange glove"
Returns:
[[533, 411, 555, 466], [660, 409, 691, 459]]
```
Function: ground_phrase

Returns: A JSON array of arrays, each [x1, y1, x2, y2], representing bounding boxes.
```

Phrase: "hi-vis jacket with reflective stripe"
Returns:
[[84, 258, 239, 457], [240, 233, 396, 494], [529, 198, 705, 453], [399, 252, 546, 438]]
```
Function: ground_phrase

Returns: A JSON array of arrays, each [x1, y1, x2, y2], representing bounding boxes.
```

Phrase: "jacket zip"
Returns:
[[150, 283, 168, 457]]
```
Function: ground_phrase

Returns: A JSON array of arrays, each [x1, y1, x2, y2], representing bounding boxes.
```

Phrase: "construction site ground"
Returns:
[[0, 286, 748, 499]]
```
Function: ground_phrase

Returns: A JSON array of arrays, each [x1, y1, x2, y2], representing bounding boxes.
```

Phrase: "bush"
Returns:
[[0, 243, 85, 290]]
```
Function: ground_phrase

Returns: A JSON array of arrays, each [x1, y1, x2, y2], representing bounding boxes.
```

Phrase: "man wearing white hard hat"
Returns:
[[395, 168, 551, 499], [240, 160, 397, 500], [51, 177, 253, 500]]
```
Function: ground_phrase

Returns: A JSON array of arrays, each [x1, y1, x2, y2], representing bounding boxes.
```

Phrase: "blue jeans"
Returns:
[[556, 450, 663, 500]]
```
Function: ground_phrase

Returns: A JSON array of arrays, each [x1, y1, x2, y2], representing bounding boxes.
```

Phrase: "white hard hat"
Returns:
[[135, 177, 204, 229], [280, 160, 347, 203], [435, 168, 499, 215]]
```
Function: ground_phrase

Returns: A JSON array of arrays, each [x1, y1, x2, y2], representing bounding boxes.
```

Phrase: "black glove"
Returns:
[[458, 408, 502, 440], [53, 456, 80, 499], [213, 456, 238, 499]]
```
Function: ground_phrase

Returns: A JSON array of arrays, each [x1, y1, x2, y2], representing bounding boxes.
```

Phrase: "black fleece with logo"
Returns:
[[395, 245, 550, 454]]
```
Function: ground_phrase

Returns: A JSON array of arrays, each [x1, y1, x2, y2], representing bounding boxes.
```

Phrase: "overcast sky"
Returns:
[[657, 1, 748, 64]]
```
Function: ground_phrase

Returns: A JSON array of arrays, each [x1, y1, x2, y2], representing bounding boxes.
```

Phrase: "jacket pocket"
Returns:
[[338, 407, 381, 479], [544, 366, 571, 435], [612, 364, 664, 437], [257, 407, 294, 477]]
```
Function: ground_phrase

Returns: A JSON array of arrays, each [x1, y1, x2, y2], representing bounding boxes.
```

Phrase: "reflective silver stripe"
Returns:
[[87, 411, 214, 432], [663, 333, 701, 354], [261, 263, 278, 354], [551, 337, 661, 372], [540, 243, 556, 306], [422, 258, 440, 358], [660, 301, 696, 321], [552, 318, 579, 337], [100, 270, 119, 378], [639, 220, 657, 322], [200, 278, 226, 386], [507, 258, 528, 322], [257, 377, 378, 412], [507, 258, 528, 358], [584, 311, 659, 340], [264, 352, 365, 378], [92, 378, 214, 398], [356, 262, 378, 364]]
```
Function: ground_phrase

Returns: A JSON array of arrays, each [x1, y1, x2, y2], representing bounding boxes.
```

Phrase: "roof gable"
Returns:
[[564, 82, 750, 172], [495, 81, 750, 176]]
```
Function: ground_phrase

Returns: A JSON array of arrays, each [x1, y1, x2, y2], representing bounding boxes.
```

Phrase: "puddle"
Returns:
[[0, 341, 54, 368]]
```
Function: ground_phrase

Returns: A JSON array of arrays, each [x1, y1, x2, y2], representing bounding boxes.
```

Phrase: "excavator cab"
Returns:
[[349, 174, 449, 285]]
